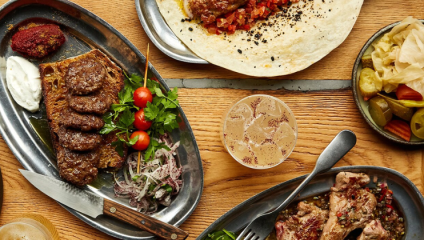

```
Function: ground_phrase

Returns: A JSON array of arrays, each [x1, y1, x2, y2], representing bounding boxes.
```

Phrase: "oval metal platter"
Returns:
[[198, 166, 424, 240], [0, 0, 203, 239], [134, 0, 208, 64]]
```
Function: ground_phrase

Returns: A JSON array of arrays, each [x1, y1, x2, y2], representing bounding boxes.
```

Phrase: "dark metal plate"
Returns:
[[198, 166, 424, 239], [0, 0, 203, 239], [351, 20, 424, 145]]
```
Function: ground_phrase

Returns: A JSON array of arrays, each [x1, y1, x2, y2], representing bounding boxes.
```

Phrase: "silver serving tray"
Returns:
[[134, 0, 208, 64], [198, 166, 424, 239], [0, 0, 203, 239]]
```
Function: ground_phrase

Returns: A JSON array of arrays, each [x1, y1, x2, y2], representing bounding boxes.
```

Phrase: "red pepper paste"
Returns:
[[11, 24, 66, 58]]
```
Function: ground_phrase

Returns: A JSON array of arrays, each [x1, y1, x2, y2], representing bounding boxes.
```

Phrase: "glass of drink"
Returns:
[[220, 94, 297, 169], [0, 214, 59, 240]]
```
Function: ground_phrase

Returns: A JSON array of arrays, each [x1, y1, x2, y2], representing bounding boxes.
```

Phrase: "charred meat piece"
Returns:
[[65, 58, 106, 95], [320, 172, 377, 240], [61, 109, 104, 131], [11, 24, 65, 58], [58, 126, 102, 151], [57, 146, 99, 186], [68, 90, 112, 115], [275, 202, 329, 240], [357, 220, 389, 240], [185, 0, 249, 24]]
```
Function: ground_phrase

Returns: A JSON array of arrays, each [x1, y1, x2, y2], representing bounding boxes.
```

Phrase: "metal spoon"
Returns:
[[236, 130, 357, 240]]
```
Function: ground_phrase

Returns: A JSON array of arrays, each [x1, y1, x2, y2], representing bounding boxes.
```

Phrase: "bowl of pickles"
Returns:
[[352, 17, 424, 145]]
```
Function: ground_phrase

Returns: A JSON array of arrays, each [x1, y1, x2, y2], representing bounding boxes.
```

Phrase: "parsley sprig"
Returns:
[[100, 73, 181, 159]]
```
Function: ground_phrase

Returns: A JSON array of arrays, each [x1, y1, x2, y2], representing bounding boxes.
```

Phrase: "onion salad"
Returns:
[[114, 135, 182, 214]]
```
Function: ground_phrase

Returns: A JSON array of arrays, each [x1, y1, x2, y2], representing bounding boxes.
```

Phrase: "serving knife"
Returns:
[[19, 169, 188, 240]]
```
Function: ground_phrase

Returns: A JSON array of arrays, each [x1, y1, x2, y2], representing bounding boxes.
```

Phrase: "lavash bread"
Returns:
[[157, 0, 364, 77], [40, 49, 126, 171]]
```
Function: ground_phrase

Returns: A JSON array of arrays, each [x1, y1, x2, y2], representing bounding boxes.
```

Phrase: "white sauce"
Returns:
[[6, 56, 42, 112]]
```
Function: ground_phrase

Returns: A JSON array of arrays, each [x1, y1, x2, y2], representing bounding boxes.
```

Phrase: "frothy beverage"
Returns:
[[0, 220, 51, 240], [221, 95, 297, 169]]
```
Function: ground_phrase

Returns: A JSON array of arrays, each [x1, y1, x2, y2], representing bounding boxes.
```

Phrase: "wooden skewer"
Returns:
[[143, 44, 149, 89], [137, 44, 150, 175], [137, 151, 141, 174]]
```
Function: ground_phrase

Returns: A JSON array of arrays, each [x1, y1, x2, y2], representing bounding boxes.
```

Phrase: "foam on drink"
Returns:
[[0, 222, 47, 240], [222, 95, 297, 169]]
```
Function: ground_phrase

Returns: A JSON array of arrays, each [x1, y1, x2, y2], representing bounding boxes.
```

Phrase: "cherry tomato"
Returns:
[[130, 131, 150, 151], [133, 87, 153, 108], [396, 84, 423, 101], [134, 109, 152, 131]]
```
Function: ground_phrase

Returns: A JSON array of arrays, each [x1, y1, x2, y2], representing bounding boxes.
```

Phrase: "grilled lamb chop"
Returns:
[[275, 202, 329, 240], [184, 0, 249, 24], [320, 172, 377, 240], [357, 220, 389, 240]]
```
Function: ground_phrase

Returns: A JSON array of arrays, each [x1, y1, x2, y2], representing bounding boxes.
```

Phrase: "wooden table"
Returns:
[[0, 0, 423, 239]]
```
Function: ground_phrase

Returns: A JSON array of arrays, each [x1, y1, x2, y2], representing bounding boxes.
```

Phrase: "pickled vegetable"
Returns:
[[361, 55, 373, 69], [369, 96, 392, 127], [377, 94, 414, 121], [398, 100, 424, 108], [411, 108, 424, 139], [384, 120, 411, 141], [359, 68, 379, 101]]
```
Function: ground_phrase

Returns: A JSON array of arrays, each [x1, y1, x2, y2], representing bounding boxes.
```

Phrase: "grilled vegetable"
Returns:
[[369, 96, 392, 127], [411, 108, 424, 139], [359, 68, 379, 101], [377, 94, 414, 121], [384, 120, 411, 141]]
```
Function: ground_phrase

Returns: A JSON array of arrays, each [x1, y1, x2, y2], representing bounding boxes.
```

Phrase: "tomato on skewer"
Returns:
[[133, 87, 152, 108], [131, 131, 150, 151], [134, 109, 152, 131]]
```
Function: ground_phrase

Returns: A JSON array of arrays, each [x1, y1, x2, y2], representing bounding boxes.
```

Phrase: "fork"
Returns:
[[236, 130, 357, 240]]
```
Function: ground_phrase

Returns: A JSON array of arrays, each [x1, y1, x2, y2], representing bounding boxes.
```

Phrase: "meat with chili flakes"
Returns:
[[273, 172, 405, 240], [11, 24, 65, 58]]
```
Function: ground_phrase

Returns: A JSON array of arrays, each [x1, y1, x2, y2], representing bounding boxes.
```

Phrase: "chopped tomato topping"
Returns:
[[205, 0, 299, 35]]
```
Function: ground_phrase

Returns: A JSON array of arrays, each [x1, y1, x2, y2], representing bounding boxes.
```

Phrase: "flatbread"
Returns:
[[156, 0, 364, 77]]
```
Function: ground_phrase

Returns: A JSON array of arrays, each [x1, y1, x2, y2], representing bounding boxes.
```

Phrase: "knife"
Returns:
[[19, 169, 188, 240]]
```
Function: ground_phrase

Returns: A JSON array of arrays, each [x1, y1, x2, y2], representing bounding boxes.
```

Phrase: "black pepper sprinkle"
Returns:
[[189, 27, 193, 31], [271, 56, 275, 61], [254, 41, 259, 45], [238, 49, 242, 54]]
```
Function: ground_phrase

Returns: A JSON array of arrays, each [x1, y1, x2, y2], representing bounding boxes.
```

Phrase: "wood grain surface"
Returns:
[[0, 89, 423, 239], [5, 0, 417, 80], [0, 0, 423, 240]]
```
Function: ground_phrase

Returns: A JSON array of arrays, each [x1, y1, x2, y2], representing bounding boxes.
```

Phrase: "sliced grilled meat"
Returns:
[[65, 57, 106, 95], [57, 146, 99, 186], [275, 202, 329, 240], [57, 126, 102, 151], [61, 109, 104, 131], [357, 220, 389, 240], [320, 172, 377, 240], [185, 0, 249, 24], [68, 90, 112, 115]]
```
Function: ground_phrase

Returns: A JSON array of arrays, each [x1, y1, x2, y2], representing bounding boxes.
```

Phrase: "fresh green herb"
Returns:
[[161, 184, 173, 193], [148, 184, 156, 192], [100, 73, 180, 159], [205, 229, 237, 240], [132, 175, 141, 181]]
